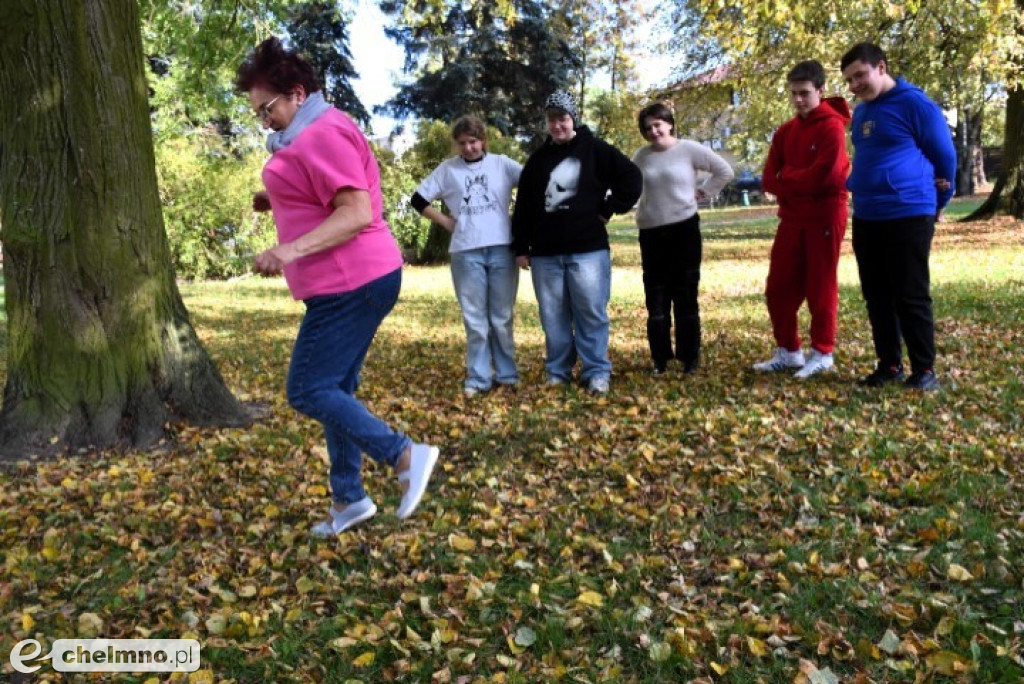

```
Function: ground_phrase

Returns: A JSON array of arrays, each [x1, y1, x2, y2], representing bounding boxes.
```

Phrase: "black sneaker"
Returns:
[[682, 359, 700, 375], [904, 369, 940, 392], [858, 363, 905, 387], [653, 364, 668, 377]]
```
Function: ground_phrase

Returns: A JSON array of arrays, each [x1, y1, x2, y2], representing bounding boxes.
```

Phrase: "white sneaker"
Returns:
[[752, 347, 805, 372], [397, 444, 439, 519], [588, 377, 610, 394], [310, 497, 377, 537], [793, 350, 834, 379]]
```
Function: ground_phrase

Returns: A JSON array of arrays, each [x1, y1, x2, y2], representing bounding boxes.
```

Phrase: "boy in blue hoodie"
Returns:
[[840, 42, 956, 392]]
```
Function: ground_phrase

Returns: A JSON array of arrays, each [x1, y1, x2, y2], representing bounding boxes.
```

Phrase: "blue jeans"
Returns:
[[450, 245, 520, 391], [530, 249, 612, 382], [287, 268, 410, 505]]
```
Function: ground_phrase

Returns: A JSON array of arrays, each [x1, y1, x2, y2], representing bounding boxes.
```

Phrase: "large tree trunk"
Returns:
[[0, 1, 249, 458], [965, 0, 1024, 221], [965, 82, 1024, 220]]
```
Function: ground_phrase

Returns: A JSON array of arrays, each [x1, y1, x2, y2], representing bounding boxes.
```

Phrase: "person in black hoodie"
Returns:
[[512, 91, 643, 394]]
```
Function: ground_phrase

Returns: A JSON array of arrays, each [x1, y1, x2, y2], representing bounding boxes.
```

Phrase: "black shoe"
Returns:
[[682, 359, 700, 374], [653, 364, 668, 377], [858, 363, 905, 387], [904, 369, 940, 392]]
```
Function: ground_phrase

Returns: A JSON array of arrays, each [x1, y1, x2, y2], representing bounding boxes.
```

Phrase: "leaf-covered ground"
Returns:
[[2, 200, 1023, 683]]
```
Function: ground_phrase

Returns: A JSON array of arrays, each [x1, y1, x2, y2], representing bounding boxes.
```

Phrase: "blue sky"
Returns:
[[348, 0, 406, 135]]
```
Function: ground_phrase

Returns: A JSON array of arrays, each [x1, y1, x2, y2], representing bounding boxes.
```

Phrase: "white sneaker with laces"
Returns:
[[794, 350, 833, 379], [752, 347, 806, 372]]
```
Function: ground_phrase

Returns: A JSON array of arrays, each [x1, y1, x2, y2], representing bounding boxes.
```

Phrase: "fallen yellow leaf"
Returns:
[[947, 563, 974, 581], [352, 651, 375, 667], [448, 534, 476, 552]]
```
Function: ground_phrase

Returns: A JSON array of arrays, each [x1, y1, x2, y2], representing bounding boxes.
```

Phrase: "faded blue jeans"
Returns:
[[530, 249, 612, 383], [287, 268, 410, 505], [450, 245, 520, 391]]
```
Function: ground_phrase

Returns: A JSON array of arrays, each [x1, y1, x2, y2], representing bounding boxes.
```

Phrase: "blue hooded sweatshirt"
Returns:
[[846, 77, 956, 220]]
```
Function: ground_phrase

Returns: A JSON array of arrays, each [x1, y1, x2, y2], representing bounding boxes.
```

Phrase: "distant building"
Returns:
[[655, 63, 740, 159]]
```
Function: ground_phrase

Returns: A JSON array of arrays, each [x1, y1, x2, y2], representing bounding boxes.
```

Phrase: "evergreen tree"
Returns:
[[378, 0, 578, 146], [287, 2, 371, 127]]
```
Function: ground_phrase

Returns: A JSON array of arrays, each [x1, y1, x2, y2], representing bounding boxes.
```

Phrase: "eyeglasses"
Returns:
[[257, 94, 284, 121]]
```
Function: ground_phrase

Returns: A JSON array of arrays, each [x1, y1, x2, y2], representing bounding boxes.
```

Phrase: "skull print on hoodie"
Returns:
[[512, 125, 642, 258]]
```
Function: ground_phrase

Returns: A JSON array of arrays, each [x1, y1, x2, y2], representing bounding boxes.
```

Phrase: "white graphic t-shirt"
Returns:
[[415, 153, 523, 253]]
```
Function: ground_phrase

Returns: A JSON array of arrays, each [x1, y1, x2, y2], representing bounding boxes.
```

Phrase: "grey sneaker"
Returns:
[[588, 377, 610, 394], [904, 369, 939, 392], [311, 497, 377, 537]]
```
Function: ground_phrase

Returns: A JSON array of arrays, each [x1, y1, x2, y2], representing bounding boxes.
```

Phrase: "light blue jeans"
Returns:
[[450, 245, 520, 391], [530, 249, 612, 383], [287, 268, 411, 505]]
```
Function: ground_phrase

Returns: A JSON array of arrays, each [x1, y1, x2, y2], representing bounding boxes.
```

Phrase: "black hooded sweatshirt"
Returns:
[[511, 125, 642, 257]]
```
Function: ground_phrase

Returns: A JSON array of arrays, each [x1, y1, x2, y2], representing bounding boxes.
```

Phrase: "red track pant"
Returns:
[[764, 215, 846, 354]]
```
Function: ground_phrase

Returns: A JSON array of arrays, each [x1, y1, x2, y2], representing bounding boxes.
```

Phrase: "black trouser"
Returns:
[[638, 215, 702, 367], [852, 215, 936, 373]]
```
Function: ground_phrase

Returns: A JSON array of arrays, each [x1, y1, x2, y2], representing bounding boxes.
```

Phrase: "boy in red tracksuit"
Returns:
[[753, 59, 851, 378]]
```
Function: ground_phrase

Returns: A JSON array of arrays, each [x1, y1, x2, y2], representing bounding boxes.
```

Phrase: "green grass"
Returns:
[[1, 197, 1023, 682]]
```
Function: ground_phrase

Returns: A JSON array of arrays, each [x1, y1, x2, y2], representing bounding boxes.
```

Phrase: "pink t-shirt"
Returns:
[[262, 108, 403, 300]]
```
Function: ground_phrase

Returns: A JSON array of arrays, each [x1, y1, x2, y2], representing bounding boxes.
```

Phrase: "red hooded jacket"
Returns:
[[762, 96, 851, 225]]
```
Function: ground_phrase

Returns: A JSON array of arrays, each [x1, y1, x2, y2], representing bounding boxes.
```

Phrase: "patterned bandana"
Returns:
[[544, 90, 578, 123]]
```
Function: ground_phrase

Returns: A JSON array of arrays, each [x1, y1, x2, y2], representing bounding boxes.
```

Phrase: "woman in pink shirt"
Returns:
[[236, 38, 439, 537]]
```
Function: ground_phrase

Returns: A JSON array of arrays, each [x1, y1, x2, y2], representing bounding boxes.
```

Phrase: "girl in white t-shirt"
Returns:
[[412, 116, 523, 396]]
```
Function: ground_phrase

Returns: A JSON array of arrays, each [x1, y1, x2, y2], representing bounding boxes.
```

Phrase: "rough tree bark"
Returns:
[[0, 1, 249, 457], [965, 82, 1024, 220], [965, 0, 1024, 221]]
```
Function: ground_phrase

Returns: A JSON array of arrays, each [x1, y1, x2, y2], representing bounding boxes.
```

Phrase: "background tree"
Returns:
[[664, 0, 1021, 177], [588, 88, 648, 155], [968, 0, 1024, 219], [286, 1, 370, 127], [141, 0, 280, 281], [0, 1, 248, 456], [552, 0, 648, 111], [378, 0, 578, 146], [140, 0, 371, 280]]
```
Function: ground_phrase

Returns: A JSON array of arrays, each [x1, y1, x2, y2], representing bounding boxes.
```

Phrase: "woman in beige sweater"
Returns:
[[632, 102, 733, 375]]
